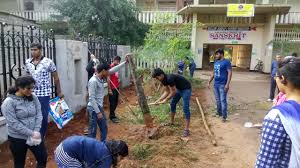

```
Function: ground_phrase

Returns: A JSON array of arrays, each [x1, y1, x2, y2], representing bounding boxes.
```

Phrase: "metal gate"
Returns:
[[0, 22, 56, 116], [80, 35, 117, 64]]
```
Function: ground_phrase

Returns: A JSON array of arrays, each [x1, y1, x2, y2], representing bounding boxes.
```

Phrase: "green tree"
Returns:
[[136, 21, 195, 72], [54, 0, 149, 46]]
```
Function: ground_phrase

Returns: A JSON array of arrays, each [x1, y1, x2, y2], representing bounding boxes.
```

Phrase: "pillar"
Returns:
[[262, 14, 276, 73], [191, 13, 201, 68]]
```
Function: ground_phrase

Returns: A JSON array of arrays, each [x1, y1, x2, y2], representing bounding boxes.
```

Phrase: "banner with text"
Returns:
[[209, 31, 247, 41], [227, 4, 255, 17]]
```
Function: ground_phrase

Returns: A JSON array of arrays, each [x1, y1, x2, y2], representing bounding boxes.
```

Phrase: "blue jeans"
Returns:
[[189, 63, 196, 77], [38, 96, 50, 139], [87, 106, 107, 141], [214, 84, 228, 119], [269, 77, 277, 100], [170, 89, 191, 120]]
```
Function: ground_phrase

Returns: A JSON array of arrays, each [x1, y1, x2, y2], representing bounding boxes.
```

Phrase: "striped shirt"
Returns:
[[55, 144, 82, 168]]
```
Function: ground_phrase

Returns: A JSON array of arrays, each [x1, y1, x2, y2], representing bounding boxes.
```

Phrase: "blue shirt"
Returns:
[[271, 60, 278, 77], [214, 59, 232, 85], [61, 136, 112, 168]]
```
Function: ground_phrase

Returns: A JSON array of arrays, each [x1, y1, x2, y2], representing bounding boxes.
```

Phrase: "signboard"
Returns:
[[209, 31, 247, 41], [227, 4, 255, 17], [205, 26, 257, 41]]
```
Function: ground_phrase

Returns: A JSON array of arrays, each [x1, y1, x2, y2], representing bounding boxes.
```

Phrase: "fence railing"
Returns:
[[136, 58, 175, 73], [276, 12, 300, 24], [138, 11, 184, 24], [9, 10, 62, 22], [10, 10, 185, 24], [0, 23, 56, 116], [274, 28, 300, 41], [78, 35, 118, 64], [195, 0, 290, 5]]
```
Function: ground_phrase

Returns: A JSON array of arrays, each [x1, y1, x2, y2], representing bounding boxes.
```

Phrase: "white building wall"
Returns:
[[289, 0, 300, 12], [0, 0, 18, 11]]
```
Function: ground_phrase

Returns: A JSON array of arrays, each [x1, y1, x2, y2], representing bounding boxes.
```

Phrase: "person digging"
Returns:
[[151, 68, 192, 137]]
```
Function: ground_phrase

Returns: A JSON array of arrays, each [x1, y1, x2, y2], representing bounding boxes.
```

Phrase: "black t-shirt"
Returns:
[[161, 74, 191, 90]]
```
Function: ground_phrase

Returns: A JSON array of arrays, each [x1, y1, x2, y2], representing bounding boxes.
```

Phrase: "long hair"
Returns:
[[105, 140, 128, 167], [6, 76, 36, 101]]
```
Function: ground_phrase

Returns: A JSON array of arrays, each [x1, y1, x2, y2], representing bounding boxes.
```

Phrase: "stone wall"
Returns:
[[55, 40, 131, 113]]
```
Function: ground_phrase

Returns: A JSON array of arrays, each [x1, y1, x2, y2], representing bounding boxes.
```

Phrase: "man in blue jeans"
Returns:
[[268, 54, 282, 102], [208, 49, 232, 122], [25, 43, 63, 138], [87, 56, 128, 141], [152, 68, 192, 137]]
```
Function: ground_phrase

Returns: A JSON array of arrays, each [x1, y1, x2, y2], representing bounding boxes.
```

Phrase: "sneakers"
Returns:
[[110, 118, 120, 123], [182, 130, 190, 137], [222, 118, 228, 123], [267, 99, 273, 102]]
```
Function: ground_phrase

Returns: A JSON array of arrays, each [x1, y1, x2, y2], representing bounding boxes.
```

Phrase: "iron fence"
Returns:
[[0, 23, 56, 116], [79, 35, 118, 64]]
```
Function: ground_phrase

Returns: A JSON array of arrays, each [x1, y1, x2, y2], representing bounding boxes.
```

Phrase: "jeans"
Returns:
[[189, 63, 196, 77], [269, 77, 277, 100], [8, 136, 48, 168], [38, 96, 50, 139], [214, 84, 228, 119], [109, 88, 119, 120], [87, 106, 107, 141], [170, 89, 192, 120]]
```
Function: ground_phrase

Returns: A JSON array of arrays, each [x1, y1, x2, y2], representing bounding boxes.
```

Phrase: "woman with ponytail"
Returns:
[[255, 58, 300, 168], [1, 76, 47, 168], [54, 136, 128, 168]]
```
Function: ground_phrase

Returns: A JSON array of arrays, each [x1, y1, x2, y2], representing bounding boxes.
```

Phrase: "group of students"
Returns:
[[2, 42, 300, 167], [0, 43, 129, 168]]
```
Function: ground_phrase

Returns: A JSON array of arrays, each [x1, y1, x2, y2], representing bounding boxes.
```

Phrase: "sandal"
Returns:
[[182, 130, 190, 137]]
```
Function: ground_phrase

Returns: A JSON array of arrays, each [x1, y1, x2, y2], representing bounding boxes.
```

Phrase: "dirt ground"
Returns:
[[0, 70, 273, 168]]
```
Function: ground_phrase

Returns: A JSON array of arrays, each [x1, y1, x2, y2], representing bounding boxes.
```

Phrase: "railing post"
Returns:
[[1, 22, 8, 93]]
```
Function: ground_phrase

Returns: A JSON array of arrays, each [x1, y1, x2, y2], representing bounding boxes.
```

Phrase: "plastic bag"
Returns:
[[26, 136, 41, 146], [49, 97, 74, 129]]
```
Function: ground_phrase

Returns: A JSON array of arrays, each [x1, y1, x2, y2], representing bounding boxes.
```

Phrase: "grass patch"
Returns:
[[189, 78, 204, 89], [132, 144, 157, 160], [125, 104, 170, 124]]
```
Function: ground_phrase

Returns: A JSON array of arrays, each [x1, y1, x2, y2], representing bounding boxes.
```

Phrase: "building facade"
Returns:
[[1, 0, 299, 72], [137, 0, 300, 73]]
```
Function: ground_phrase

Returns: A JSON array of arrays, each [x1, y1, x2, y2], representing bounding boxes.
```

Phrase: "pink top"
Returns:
[[273, 92, 287, 106]]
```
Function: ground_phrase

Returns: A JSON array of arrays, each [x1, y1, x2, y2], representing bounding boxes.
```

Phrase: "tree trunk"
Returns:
[[128, 55, 153, 128]]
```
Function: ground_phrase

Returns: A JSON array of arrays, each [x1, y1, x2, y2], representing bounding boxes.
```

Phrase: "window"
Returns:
[[24, 1, 34, 10]]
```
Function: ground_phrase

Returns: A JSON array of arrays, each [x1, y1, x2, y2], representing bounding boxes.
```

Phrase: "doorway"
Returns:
[[202, 44, 252, 70]]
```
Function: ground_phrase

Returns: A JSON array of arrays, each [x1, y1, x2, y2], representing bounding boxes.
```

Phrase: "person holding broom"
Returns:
[[55, 136, 128, 168], [87, 55, 129, 141], [151, 68, 192, 137]]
